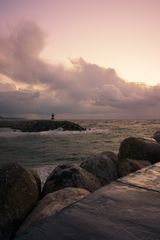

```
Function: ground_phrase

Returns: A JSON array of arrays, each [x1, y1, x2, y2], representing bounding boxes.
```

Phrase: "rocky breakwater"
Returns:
[[0, 120, 86, 132], [1, 130, 160, 240], [0, 163, 40, 240]]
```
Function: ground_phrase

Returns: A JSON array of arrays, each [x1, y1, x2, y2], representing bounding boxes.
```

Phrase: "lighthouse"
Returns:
[[51, 113, 55, 120]]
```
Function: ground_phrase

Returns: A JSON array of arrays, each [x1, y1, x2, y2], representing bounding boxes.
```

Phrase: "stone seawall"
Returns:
[[15, 162, 160, 240], [0, 120, 86, 132], [1, 134, 160, 240]]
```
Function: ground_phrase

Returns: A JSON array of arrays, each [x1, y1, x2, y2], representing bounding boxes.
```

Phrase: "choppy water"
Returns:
[[0, 119, 160, 183]]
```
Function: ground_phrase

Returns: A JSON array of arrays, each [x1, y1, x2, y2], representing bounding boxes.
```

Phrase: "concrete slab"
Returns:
[[119, 162, 160, 192], [16, 182, 160, 240]]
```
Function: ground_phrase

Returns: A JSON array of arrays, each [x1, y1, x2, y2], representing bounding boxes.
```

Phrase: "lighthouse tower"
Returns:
[[51, 113, 55, 120]]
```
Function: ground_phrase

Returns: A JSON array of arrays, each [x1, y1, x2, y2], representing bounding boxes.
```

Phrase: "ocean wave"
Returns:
[[0, 127, 110, 138]]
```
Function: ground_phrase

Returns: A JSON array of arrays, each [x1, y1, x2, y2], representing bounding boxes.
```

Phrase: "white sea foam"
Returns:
[[0, 128, 24, 137], [0, 127, 110, 138]]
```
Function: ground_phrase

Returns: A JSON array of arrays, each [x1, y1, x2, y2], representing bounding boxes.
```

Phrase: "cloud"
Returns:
[[0, 21, 160, 119], [0, 89, 40, 114], [0, 81, 16, 92]]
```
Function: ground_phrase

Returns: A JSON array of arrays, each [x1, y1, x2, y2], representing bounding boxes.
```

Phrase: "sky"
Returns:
[[0, 0, 160, 119]]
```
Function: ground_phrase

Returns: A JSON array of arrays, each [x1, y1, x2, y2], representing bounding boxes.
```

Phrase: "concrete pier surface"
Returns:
[[16, 163, 160, 240]]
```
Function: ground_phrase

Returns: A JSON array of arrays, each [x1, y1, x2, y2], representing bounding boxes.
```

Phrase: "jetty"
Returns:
[[16, 162, 160, 240], [0, 120, 85, 132]]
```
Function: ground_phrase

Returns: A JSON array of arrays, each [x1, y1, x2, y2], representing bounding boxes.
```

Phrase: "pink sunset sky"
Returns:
[[0, 0, 160, 119]]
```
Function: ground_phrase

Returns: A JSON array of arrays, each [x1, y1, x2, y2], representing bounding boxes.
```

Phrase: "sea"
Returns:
[[0, 119, 160, 184]]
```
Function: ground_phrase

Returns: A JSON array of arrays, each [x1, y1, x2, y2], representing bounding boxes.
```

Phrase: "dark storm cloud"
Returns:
[[0, 21, 160, 118], [0, 89, 40, 114]]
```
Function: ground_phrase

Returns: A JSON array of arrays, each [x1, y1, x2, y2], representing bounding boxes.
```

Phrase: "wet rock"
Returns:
[[29, 169, 41, 193], [42, 164, 101, 197], [153, 130, 160, 143], [118, 158, 151, 177], [80, 151, 118, 185], [101, 151, 118, 164], [0, 120, 85, 132], [0, 163, 40, 240], [17, 187, 90, 236], [118, 137, 160, 164]]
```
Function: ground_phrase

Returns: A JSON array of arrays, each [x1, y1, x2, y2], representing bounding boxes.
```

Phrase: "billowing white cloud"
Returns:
[[0, 21, 160, 119]]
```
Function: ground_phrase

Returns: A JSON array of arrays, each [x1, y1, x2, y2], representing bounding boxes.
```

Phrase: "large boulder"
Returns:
[[29, 168, 41, 193], [0, 163, 40, 240], [118, 158, 151, 177], [101, 151, 118, 164], [80, 151, 118, 185], [118, 137, 160, 164], [153, 130, 160, 143], [42, 164, 101, 197], [17, 187, 90, 236]]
